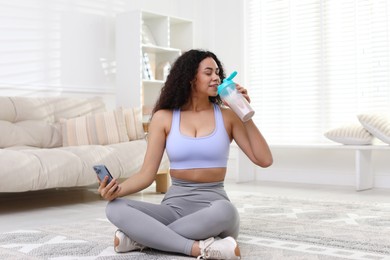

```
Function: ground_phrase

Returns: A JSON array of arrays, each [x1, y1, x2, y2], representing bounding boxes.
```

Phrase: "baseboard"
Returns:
[[255, 169, 355, 187], [374, 175, 390, 188], [254, 168, 390, 189]]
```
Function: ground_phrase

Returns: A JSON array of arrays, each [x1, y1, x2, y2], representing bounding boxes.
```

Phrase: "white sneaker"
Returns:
[[197, 236, 241, 259], [114, 230, 146, 253]]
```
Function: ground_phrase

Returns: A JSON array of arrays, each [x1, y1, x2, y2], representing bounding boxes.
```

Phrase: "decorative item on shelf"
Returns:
[[156, 61, 171, 81], [142, 62, 150, 80], [143, 122, 150, 133], [142, 105, 153, 116], [142, 23, 157, 46], [142, 106, 153, 127], [142, 52, 154, 80]]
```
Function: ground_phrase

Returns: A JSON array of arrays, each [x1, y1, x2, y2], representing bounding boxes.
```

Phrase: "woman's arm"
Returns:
[[228, 84, 273, 168], [98, 110, 170, 200]]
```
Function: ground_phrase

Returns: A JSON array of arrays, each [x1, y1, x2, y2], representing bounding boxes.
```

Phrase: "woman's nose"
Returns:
[[213, 75, 221, 83]]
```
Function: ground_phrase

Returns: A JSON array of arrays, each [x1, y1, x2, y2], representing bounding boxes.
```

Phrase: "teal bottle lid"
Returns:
[[217, 71, 238, 95]]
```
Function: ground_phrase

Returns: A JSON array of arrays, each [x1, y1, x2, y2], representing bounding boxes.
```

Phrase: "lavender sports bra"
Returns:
[[166, 103, 231, 170]]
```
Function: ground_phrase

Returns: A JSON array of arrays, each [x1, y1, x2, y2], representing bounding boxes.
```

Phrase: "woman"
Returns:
[[98, 49, 273, 259]]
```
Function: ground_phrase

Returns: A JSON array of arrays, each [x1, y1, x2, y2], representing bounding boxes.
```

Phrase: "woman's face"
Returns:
[[193, 57, 221, 97]]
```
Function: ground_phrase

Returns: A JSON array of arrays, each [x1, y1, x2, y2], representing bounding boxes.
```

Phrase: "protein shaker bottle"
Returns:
[[217, 71, 255, 122]]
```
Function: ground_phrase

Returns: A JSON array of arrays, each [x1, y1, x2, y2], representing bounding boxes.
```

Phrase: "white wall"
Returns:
[[0, 0, 244, 109]]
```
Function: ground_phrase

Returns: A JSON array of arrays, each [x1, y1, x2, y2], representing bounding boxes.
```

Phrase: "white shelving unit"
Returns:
[[116, 10, 193, 122]]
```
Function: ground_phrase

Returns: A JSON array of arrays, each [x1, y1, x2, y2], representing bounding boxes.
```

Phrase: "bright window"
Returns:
[[245, 0, 390, 144]]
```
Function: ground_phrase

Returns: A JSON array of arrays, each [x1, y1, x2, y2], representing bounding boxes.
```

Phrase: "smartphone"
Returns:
[[93, 165, 114, 184]]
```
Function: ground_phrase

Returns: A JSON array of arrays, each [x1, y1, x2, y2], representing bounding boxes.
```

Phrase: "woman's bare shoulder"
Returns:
[[149, 109, 173, 131], [151, 109, 173, 120]]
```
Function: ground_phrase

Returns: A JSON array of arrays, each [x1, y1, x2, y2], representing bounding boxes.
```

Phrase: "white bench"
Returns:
[[269, 144, 390, 191]]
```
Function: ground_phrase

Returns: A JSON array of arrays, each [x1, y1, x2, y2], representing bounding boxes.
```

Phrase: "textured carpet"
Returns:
[[1, 193, 390, 259]]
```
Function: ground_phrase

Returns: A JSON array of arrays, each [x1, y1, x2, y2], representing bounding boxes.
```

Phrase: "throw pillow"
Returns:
[[358, 113, 390, 144], [123, 107, 145, 140], [62, 108, 129, 146], [324, 124, 373, 145]]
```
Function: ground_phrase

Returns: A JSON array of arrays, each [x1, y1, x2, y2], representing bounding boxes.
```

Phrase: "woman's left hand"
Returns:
[[236, 84, 251, 103], [98, 176, 121, 201]]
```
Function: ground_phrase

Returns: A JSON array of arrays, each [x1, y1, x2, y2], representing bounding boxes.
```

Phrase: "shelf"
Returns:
[[142, 44, 181, 54], [116, 10, 193, 116], [143, 79, 165, 85]]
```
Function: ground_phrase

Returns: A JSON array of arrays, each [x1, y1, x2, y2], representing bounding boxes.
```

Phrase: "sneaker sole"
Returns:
[[114, 232, 120, 252], [234, 244, 241, 258], [226, 237, 241, 259]]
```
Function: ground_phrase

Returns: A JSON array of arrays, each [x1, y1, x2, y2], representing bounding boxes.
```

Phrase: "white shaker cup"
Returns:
[[217, 71, 255, 122]]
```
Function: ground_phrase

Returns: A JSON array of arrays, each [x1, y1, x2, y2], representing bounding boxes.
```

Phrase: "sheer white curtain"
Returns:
[[245, 0, 390, 144]]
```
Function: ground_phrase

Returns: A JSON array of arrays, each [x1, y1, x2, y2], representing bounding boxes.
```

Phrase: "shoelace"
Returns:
[[197, 241, 223, 259], [205, 249, 223, 258], [197, 250, 223, 259], [115, 231, 146, 252], [127, 238, 146, 251]]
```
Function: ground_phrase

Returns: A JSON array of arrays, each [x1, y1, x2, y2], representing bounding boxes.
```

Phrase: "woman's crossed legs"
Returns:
[[106, 197, 240, 256]]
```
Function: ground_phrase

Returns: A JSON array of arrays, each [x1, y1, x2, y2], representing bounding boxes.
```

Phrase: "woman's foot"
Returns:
[[114, 230, 146, 253], [197, 236, 241, 259]]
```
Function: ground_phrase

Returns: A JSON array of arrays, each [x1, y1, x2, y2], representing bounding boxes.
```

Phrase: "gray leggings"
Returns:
[[106, 178, 240, 256]]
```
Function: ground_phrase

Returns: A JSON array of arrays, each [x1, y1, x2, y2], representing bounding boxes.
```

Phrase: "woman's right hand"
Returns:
[[97, 176, 121, 201]]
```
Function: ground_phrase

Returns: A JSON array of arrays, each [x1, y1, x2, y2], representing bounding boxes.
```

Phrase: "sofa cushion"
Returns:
[[0, 96, 107, 148], [61, 140, 149, 179], [0, 120, 62, 148], [123, 107, 145, 140], [0, 148, 84, 192], [62, 108, 129, 146], [0, 140, 153, 192], [0, 97, 16, 122], [50, 96, 106, 122], [11, 97, 55, 123]]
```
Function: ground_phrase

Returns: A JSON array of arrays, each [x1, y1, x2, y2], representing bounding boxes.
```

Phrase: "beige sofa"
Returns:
[[0, 96, 169, 193]]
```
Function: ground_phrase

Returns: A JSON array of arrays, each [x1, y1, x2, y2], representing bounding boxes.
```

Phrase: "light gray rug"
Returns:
[[1, 193, 390, 259]]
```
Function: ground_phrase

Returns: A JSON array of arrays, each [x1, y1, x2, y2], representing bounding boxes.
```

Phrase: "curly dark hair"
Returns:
[[151, 49, 226, 116]]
